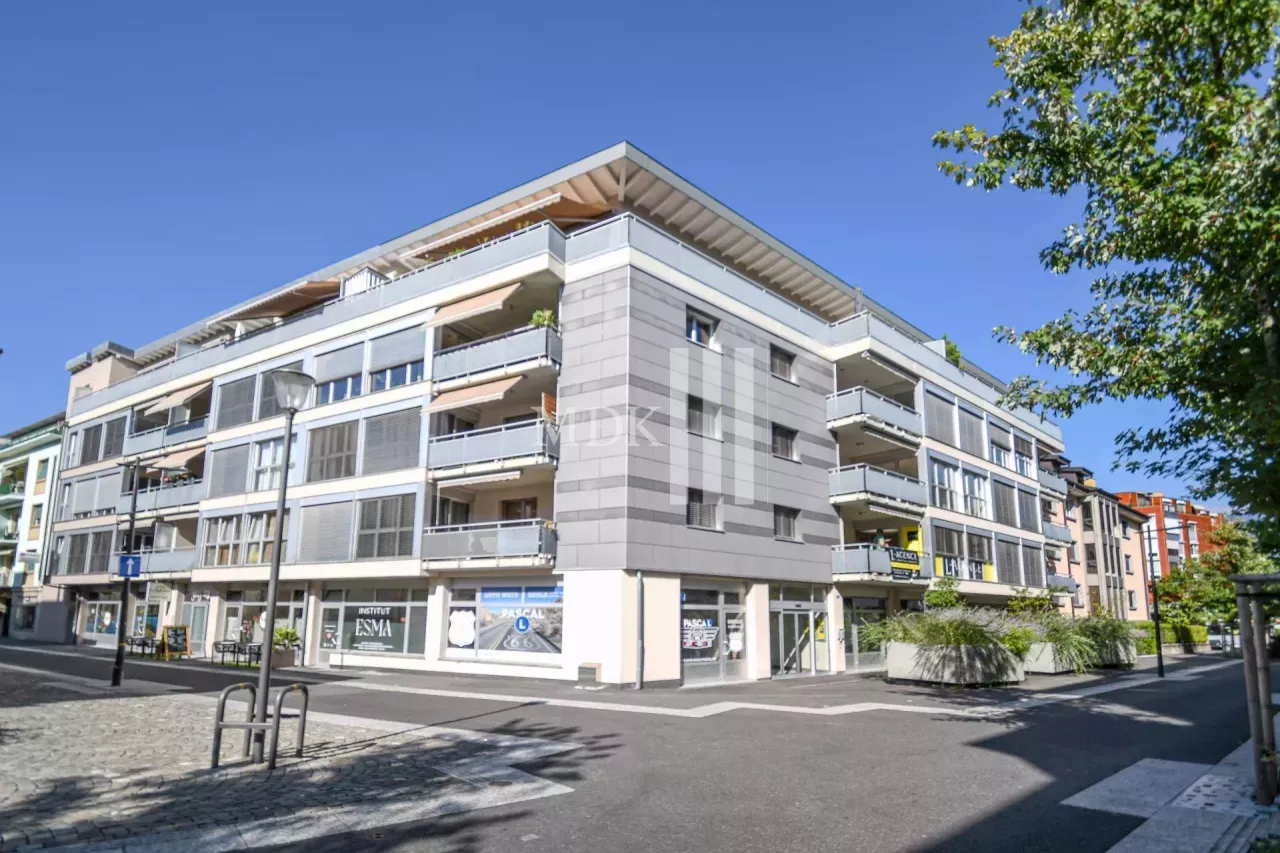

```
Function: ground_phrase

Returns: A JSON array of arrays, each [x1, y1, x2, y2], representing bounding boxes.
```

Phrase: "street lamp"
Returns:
[[250, 368, 314, 764]]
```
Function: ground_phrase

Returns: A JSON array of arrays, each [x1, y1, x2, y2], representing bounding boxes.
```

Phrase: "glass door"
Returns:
[[182, 602, 209, 657], [773, 611, 818, 676]]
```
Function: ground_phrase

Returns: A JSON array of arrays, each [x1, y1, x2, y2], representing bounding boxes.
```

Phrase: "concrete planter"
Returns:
[[885, 641, 1026, 685], [270, 648, 296, 669], [1096, 639, 1137, 667], [1025, 642, 1074, 675]]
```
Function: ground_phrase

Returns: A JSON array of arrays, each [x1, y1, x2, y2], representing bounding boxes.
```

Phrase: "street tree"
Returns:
[[934, 0, 1280, 551], [1154, 521, 1278, 624]]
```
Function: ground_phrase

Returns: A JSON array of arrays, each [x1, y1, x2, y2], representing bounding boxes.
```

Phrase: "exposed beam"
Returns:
[[632, 176, 670, 210], [736, 244, 772, 268], [651, 190, 689, 221], [667, 198, 702, 226], [577, 172, 611, 207]]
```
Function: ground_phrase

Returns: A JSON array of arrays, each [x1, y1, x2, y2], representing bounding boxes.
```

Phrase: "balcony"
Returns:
[[826, 387, 921, 439], [122, 418, 209, 458], [69, 223, 567, 418], [112, 548, 198, 576], [829, 465, 927, 509], [422, 519, 557, 568], [428, 420, 559, 477], [117, 479, 205, 515], [1038, 468, 1068, 495], [832, 544, 932, 580], [0, 483, 22, 505], [1042, 520, 1074, 544], [0, 522, 17, 544], [434, 326, 563, 387]]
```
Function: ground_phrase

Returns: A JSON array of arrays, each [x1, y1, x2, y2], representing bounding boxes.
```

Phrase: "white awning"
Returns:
[[146, 445, 204, 472], [141, 382, 212, 416], [426, 283, 522, 328], [426, 376, 523, 413]]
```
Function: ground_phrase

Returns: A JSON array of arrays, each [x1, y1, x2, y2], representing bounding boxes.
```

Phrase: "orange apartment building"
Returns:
[[1115, 491, 1228, 581]]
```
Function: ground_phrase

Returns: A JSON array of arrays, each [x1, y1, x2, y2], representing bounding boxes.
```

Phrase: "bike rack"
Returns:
[[211, 682, 260, 768], [267, 684, 310, 771]]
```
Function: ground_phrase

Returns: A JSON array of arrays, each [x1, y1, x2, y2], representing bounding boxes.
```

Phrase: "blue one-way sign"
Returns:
[[118, 554, 141, 578]]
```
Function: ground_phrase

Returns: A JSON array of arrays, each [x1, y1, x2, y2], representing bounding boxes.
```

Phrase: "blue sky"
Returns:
[[0, 1, 1183, 495]]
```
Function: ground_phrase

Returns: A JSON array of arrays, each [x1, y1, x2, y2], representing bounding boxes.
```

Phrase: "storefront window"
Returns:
[[323, 588, 430, 656], [681, 586, 747, 684], [447, 583, 563, 660], [84, 600, 120, 635]]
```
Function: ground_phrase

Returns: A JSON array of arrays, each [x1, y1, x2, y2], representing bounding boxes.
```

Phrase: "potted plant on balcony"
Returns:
[[530, 309, 556, 328], [272, 626, 301, 668], [869, 607, 1033, 685]]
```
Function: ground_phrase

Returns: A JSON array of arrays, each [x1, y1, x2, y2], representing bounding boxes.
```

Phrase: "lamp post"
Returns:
[[250, 368, 314, 764]]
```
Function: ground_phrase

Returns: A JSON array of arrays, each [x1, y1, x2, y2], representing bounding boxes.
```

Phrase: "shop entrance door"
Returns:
[[770, 604, 831, 677], [182, 601, 209, 658]]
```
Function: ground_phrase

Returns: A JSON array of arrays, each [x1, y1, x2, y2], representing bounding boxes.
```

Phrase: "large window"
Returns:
[[88, 531, 113, 573], [67, 533, 89, 575], [771, 424, 798, 460], [80, 424, 103, 465], [992, 480, 1017, 527], [965, 532, 992, 580], [307, 421, 358, 482], [686, 488, 718, 530], [316, 374, 363, 406], [314, 344, 365, 406], [924, 393, 956, 445], [251, 436, 293, 492], [686, 309, 718, 348], [958, 408, 984, 457], [1014, 435, 1035, 477], [962, 470, 988, 518], [356, 494, 416, 559], [323, 588, 430, 657], [101, 417, 126, 459], [202, 515, 243, 566], [934, 526, 963, 578], [216, 377, 257, 430], [244, 510, 288, 565], [369, 327, 427, 392], [1022, 545, 1045, 587], [996, 538, 1022, 585], [929, 458, 958, 511], [1017, 490, 1040, 533], [208, 444, 251, 498], [257, 361, 304, 420], [989, 424, 1013, 470], [773, 505, 800, 541], [687, 395, 720, 439], [769, 346, 795, 382], [446, 583, 564, 659], [1085, 543, 1098, 572]]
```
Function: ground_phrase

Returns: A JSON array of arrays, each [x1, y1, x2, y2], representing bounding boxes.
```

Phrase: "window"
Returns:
[[1083, 508, 1095, 531], [1017, 491, 1040, 533], [962, 470, 988, 518], [769, 346, 795, 382], [934, 526, 962, 577], [992, 480, 1017, 527], [1121, 520, 1131, 539], [771, 424, 798, 460], [332, 587, 431, 656], [208, 444, 251, 498], [63, 432, 79, 467], [369, 327, 427, 392], [1085, 543, 1098, 572], [215, 377, 257, 430], [958, 408, 984, 457], [924, 393, 956, 445], [1065, 499, 1078, 520], [996, 538, 1021, 585], [990, 443, 1011, 470], [316, 374, 363, 406], [29, 503, 43, 531], [257, 361, 304, 420], [361, 408, 422, 475], [501, 497, 539, 520], [101, 417, 126, 459], [446, 583, 563, 660], [930, 459, 959, 511], [371, 361, 425, 393], [966, 532, 992, 580], [1014, 435, 1034, 477], [202, 515, 243, 566], [80, 424, 103, 465], [989, 424, 1013, 470], [1128, 590, 1137, 610], [686, 488, 718, 529], [251, 437, 293, 492], [434, 497, 471, 526], [773, 505, 800, 541], [356, 494, 416, 559], [1021, 545, 1045, 587], [1125, 553, 1133, 574], [686, 310, 717, 348], [1068, 541, 1080, 562], [88, 531, 113, 574], [687, 395, 720, 439], [243, 510, 288, 565], [298, 501, 355, 562], [57, 483, 72, 521], [35, 460, 48, 484], [307, 421, 358, 482]]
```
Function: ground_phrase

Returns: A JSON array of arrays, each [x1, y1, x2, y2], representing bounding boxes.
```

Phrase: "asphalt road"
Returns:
[[0, 645, 1256, 853]]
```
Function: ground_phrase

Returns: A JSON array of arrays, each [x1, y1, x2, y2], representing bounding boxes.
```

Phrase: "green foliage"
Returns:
[[273, 626, 300, 651], [1133, 620, 1210, 654], [1155, 522, 1279, 624], [924, 576, 965, 609], [530, 309, 556, 328], [934, 0, 1280, 552], [863, 607, 1039, 657], [1250, 835, 1280, 853], [1008, 587, 1057, 616], [1077, 615, 1137, 664], [942, 335, 963, 367]]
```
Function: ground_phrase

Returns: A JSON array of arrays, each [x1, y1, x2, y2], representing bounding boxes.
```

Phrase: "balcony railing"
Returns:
[[428, 420, 558, 471], [1042, 520, 1073, 544], [117, 479, 205, 515], [69, 223, 567, 418], [1037, 468, 1068, 495], [828, 464, 927, 506], [434, 326, 563, 384], [0, 483, 21, 497], [123, 418, 209, 457], [0, 523, 17, 541], [422, 519, 556, 564], [111, 548, 198, 575], [826, 387, 921, 436], [832, 543, 892, 576]]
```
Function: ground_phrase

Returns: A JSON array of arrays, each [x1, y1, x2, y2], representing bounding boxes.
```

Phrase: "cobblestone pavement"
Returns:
[[0, 665, 580, 852]]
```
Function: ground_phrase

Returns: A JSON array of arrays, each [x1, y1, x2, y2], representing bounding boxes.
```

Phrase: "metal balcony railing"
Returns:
[[123, 418, 209, 457], [422, 519, 556, 563], [0, 483, 22, 498], [831, 544, 891, 575], [428, 420, 558, 470], [434, 326, 563, 383], [826, 387, 921, 436], [117, 479, 205, 515], [1042, 520, 1074, 544], [829, 465, 927, 506], [1037, 468, 1068, 495], [110, 548, 198, 575]]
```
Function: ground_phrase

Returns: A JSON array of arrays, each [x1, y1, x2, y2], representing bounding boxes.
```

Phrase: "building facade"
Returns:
[[0, 413, 67, 640], [1115, 491, 1227, 581], [46, 143, 1072, 685]]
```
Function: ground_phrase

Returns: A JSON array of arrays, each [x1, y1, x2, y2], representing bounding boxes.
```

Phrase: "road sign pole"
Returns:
[[111, 461, 141, 687]]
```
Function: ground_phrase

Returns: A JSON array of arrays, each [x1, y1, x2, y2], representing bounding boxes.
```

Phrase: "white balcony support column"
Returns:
[[745, 582, 773, 681], [826, 587, 846, 674], [423, 578, 448, 667]]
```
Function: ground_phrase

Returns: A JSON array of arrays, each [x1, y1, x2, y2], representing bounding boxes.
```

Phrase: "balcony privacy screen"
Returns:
[[208, 445, 250, 498], [299, 501, 354, 562], [996, 538, 1022, 585], [369, 327, 426, 372], [356, 493, 416, 558], [102, 417, 127, 459], [992, 480, 1017, 527], [314, 344, 363, 383], [924, 393, 956, 445], [1022, 544, 1045, 587], [958, 408, 984, 457], [216, 377, 256, 430], [361, 408, 421, 474], [257, 361, 304, 420]]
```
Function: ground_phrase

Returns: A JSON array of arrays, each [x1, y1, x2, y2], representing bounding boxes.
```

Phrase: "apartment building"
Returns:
[[45, 142, 1069, 686], [0, 412, 66, 640], [1116, 491, 1227, 580], [1038, 462, 1150, 620]]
